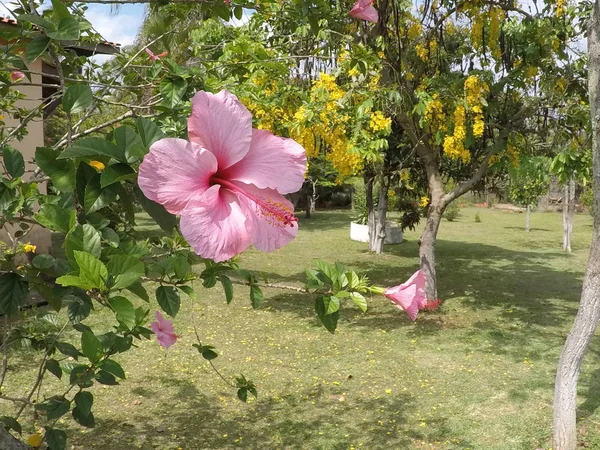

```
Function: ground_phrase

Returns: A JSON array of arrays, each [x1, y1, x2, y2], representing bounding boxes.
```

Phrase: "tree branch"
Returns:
[[444, 152, 494, 204]]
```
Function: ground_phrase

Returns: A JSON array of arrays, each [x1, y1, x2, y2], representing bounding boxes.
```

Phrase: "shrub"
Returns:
[[475, 212, 481, 223], [444, 203, 461, 222], [581, 186, 594, 216]]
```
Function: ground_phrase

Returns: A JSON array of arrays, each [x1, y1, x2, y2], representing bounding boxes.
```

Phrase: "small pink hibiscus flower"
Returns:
[[384, 269, 427, 321], [150, 311, 177, 349], [10, 71, 25, 83], [138, 90, 307, 262], [144, 47, 168, 61], [349, 0, 378, 23]]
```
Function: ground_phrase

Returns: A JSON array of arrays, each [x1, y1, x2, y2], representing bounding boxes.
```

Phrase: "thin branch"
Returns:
[[0, 316, 9, 390], [0, 395, 35, 406]]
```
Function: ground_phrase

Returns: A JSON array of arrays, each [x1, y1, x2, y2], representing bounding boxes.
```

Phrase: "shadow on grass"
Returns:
[[67, 375, 474, 449]]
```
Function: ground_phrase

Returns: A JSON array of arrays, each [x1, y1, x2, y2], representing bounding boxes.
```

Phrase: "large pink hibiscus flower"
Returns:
[[384, 269, 427, 321], [349, 0, 379, 23], [138, 90, 307, 262]]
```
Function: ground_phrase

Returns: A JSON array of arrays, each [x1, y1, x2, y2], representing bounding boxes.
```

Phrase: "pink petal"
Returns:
[[138, 138, 217, 214], [180, 185, 253, 262], [157, 331, 177, 349], [10, 71, 25, 82], [349, 2, 378, 22], [385, 284, 419, 321], [403, 269, 426, 290], [224, 129, 307, 195], [232, 182, 298, 253], [188, 90, 252, 170], [156, 311, 175, 333]]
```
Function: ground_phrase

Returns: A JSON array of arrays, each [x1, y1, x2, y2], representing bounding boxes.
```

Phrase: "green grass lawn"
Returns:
[[5, 207, 600, 449]]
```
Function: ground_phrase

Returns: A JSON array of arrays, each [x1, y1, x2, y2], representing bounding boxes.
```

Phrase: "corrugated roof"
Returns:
[[0, 16, 121, 48]]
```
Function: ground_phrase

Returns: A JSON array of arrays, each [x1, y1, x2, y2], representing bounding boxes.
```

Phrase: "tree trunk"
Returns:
[[563, 177, 576, 252], [525, 205, 531, 232], [364, 168, 377, 251], [373, 174, 389, 254], [419, 204, 444, 300], [0, 428, 30, 450], [305, 181, 316, 219], [553, 3, 600, 448]]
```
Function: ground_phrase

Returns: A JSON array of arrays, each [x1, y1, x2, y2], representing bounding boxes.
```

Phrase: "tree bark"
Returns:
[[373, 174, 389, 254], [419, 205, 444, 300], [553, 3, 600, 448], [0, 428, 30, 450], [305, 180, 316, 219], [563, 177, 576, 252], [525, 205, 531, 232], [364, 168, 377, 251]]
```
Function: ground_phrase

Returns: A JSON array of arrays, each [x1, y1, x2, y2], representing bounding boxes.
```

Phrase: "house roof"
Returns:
[[0, 16, 121, 56]]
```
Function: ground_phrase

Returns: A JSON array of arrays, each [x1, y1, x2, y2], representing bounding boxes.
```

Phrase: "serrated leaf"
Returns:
[[250, 285, 263, 309], [126, 282, 149, 302], [84, 176, 119, 213], [74, 251, 107, 290], [46, 17, 80, 41], [107, 255, 145, 290], [95, 370, 118, 385], [63, 294, 92, 323], [45, 428, 67, 450], [34, 203, 74, 233], [62, 85, 92, 115], [135, 187, 176, 233], [64, 224, 101, 261], [136, 117, 164, 150], [72, 407, 95, 428], [0, 273, 28, 315], [178, 285, 195, 298], [58, 137, 125, 162], [32, 254, 55, 269], [25, 35, 50, 64], [2, 146, 24, 178], [100, 359, 125, 379], [220, 275, 233, 304], [107, 296, 135, 329], [350, 292, 368, 312], [156, 286, 180, 317], [36, 396, 70, 420], [56, 341, 80, 359], [51, 0, 72, 20], [81, 329, 102, 363], [17, 13, 56, 30], [45, 359, 62, 379], [100, 163, 135, 187], [160, 76, 187, 109]]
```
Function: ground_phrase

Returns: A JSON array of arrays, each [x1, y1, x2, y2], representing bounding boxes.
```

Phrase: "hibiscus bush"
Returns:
[[0, 1, 431, 448]]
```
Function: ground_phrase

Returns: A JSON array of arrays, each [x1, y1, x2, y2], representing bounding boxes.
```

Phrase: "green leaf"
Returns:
[[34, 203, 74, 233], [64, 224, 102, 261], [0, 273, 29, 315], [114, 126, 145, 162], [315, 296, 339, 333], [202, 275, 217, 288], [107, 255, 145, 290], [35, 147, 75, 191], [250, 285, 263, 309], [160, 76, 187, 109], [72, 407, 95, 428], [62, 85, 92, 115], [45, 428, 67, 450], [2, 146, 24, 178], [55, 275, 93, 290], [69, 364, 93, 386], [0, 416, 21, 435], [126, 282, 149, 302], [25, 35, 50, 64], [58, 137, 125, 162], [135, 187, 177, 233], [234, 6, 243, 20], [17, 13, 56, 30], [350, 292, 367, 312], [100, 163, 135, 188], [46, 17, 80, 41], [156, 285, 180, 317], [32, 254, 55, 269], [81, 329, 102, 363], [178, 285, 195, 298], [74, 391, 93, 417], [202, 349, 218, 360], [107, 296, 136, 329], [36, 396, 70, 420], [220, 275, 233, 304], [84, 175, 119, 213], [136, 117, 164, 150], [101, 227, 120, 248], [95, 370, 118, 385], [322, 295, 340, 315], [56, 341, 80, 359], [45, 359, 62, 379], [237, 387, 248, 402], [64, 294, 92, 323], [100, 359, 125, 379], [74, 251, 107, 290], [51, 0, 72, 20]]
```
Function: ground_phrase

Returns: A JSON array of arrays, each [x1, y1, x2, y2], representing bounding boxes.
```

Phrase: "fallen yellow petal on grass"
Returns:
[[26, 433, 43, 447]]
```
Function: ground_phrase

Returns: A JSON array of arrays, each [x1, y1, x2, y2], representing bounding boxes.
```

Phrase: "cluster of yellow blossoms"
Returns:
[[416, 41, 437, 62], [293, 73, 362, 182], [470, 7, 505, 59], [557, 0, 566, 17], [465, 75, 488, 137], [423, 93, 446, 132], [443, 105, 470, 163], [369, 111, 391, 133]]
